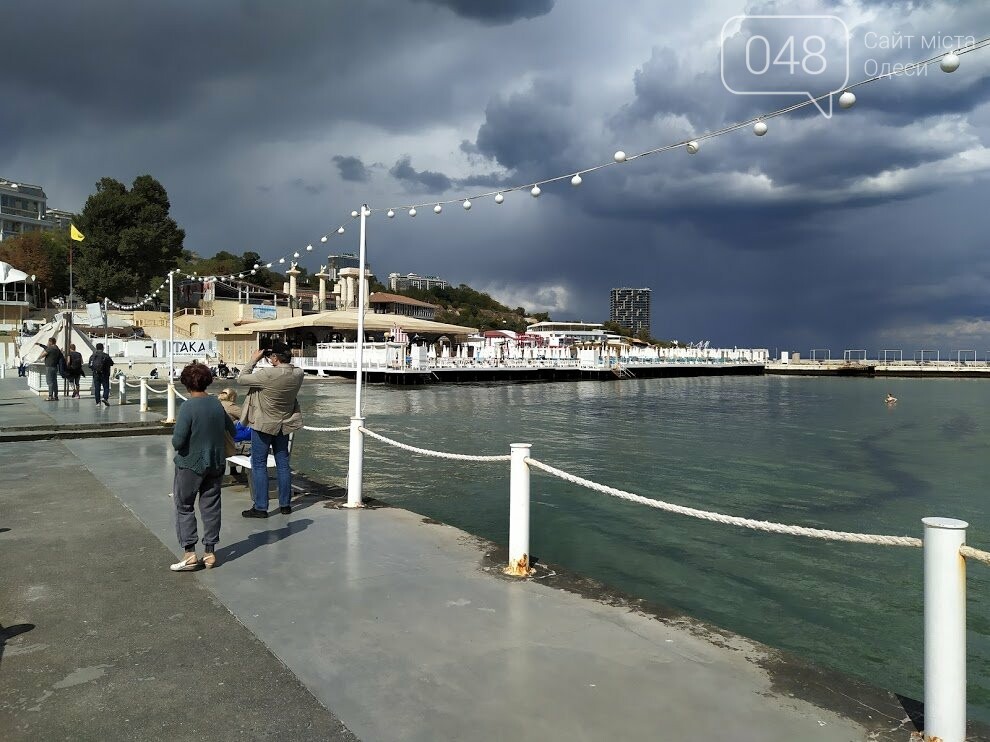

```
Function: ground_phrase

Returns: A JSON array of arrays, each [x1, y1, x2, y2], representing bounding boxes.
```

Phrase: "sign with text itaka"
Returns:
[[86, 302, 104, 326], [252, 305, 277, 320], [155, 339, 217, 357]]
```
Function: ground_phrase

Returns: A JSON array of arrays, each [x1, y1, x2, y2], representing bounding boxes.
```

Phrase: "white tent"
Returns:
[[0, 261, 29, 284]]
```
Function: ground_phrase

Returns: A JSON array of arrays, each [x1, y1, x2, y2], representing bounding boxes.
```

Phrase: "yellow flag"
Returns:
[[70, 224, 85, 242]]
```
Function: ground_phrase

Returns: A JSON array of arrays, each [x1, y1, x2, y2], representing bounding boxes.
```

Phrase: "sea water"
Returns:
[[291, 375, 990, 721]]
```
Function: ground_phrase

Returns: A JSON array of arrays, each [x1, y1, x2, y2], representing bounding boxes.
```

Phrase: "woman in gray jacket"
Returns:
[[170, 363, 235, 571]]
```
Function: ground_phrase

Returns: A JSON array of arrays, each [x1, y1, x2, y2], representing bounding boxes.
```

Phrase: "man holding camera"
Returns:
[[236, 343, 305, 517]]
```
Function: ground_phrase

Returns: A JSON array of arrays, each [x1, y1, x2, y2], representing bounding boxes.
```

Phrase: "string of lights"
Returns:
[[104, 39, 988, 309]]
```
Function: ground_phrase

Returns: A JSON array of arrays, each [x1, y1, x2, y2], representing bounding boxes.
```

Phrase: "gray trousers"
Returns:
[[173, 466, 223, 551]]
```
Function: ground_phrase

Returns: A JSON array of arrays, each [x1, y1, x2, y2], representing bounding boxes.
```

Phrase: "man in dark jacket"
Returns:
[[88, 343, 114, 407], [35, 338, 63, 401], [66, 343, 84, 398]]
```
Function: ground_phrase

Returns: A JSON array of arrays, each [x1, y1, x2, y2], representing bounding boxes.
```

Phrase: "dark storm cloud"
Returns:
[[389, 156, 454, 193], [413, 0, 555, 25], [333, 156, 371, 183], [473, 79, 578, 174]]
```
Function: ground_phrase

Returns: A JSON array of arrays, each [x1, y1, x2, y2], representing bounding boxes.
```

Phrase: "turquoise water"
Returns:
[[292, 375, 990, 721]]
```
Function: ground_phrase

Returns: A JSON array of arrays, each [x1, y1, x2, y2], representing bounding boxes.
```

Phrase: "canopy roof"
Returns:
[[0, 261, 29, 284], [217, 309, 476, 337]]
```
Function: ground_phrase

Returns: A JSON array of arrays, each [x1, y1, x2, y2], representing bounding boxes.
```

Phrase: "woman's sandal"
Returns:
[[202, 552, 218, 569], [170, 552, 201, 572]]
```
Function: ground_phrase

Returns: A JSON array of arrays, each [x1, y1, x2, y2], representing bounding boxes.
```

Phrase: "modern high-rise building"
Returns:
[[609, 287, 652, 335], [388, 272, 448, 292]]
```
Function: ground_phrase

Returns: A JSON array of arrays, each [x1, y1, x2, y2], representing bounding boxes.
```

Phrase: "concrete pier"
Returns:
[[0, 377, 973, 740]]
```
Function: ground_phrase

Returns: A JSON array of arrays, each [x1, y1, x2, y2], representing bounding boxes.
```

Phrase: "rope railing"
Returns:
[[960, 544, 990, 565], [360, 426, 511, 462], [524, 456, 923, 548], [302, 424, 350, 432], [146, 385, 169, 395]]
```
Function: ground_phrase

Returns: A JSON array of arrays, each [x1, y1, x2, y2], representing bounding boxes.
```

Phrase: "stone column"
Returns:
[[287, 262, 301, 303], [316, 266, 329, 311]]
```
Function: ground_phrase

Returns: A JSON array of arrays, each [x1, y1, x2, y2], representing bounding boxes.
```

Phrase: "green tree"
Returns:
[[0, 230, 71, 300], [73, 175, 185, 301]]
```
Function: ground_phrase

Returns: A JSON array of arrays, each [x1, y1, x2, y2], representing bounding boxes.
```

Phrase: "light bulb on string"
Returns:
[[387, 209, 395, 218], [494, 193, 504, 204], [351, 210, 359, 218], [614, 151, 627, 163], [337, 226, 345, 234], [293, 252, 299, 258], [940, 53, 960, 72], [571, 174, 583, 186], [838, 91, 856, 109], [686, 140, 700, 154], [409, 207, 417, 217], [306, 244, 313, 251], [753, 121, 768, 136], [462, 199, 471, 210], [531, 185, 541, 197], [250, 270, 256, 275], [434, 203, 443, 214], [266, 263, 272, 268], [320, 235, 328, 243]]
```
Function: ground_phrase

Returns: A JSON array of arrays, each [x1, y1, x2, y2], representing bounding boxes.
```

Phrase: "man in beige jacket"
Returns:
[[236, 344, 305, 517]]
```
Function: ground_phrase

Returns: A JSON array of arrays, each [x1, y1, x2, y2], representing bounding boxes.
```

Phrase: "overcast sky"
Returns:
[[4, 0, 990, 354]]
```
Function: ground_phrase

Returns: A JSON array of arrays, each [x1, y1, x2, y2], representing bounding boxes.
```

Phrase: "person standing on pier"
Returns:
[[66, 344, 83, 398], [35, 338, 63, 401], [88, 343, 114, 406], [236, 344, 304, 518], [169, 363, 235, 571]]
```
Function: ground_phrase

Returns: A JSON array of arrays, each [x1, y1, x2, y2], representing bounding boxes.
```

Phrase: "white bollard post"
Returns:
[[118, 374, 127, 405], [345, 416, 365, 508], [140, 377, 149, 412], [923, 516, 968, 742], [0, 364, 5, 379], [505, 443, 533, 576], [165, 383, 176, 424]]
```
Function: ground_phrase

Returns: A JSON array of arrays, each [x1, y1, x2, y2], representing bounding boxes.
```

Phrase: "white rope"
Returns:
[[360, 426, 511, 462], [146, 386, 168, 395], [960, 545, 990, 565], [302, 425, 350, 432], [174, 388, 188, 401], [124, 380, 143, 388], [525, 457, 923, 548]]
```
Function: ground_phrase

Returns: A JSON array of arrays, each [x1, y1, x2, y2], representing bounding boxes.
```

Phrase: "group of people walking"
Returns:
[[30, 338, 114, 404], [169, 343, 304, 572]]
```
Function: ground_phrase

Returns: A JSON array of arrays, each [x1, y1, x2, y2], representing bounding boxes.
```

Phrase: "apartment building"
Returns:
[[609, 287, 652, 335], [388, 272, 448, 292], [0, 178, 72, 241]]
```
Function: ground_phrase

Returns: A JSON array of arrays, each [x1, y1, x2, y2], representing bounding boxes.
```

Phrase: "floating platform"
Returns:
[[767, 361, 990, 378]]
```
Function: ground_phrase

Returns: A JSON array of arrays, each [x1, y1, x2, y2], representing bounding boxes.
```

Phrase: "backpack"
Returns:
[[90, 353, 107, 375], [233, 421, 253, 443], [68, 352, 82, 371], [57, 355, 68, 378]]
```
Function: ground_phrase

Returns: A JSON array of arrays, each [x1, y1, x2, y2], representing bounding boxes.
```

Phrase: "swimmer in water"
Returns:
[[886, 393, 897, 405]]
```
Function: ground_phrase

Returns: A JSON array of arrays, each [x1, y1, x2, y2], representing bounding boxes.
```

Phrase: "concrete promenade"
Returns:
[[0, 377, 939, 740]]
